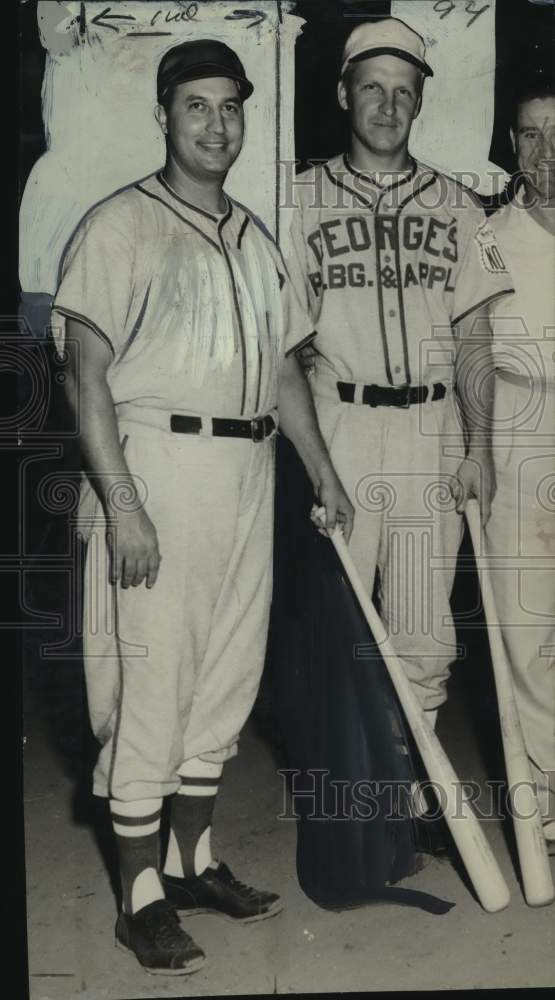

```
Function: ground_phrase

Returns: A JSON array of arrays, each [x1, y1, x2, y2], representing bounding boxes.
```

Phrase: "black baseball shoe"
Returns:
[[115, 898, 206, 976], [162, 862, 284, 923]]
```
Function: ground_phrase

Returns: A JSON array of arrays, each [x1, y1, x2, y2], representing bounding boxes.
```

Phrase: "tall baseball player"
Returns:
[[286, 19, 514, 757], [486, 79, 555, 851], [51, 39, 353, 976]]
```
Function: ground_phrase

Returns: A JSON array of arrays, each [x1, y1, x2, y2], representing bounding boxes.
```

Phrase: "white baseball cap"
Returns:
[[340, 17, 434, 79]]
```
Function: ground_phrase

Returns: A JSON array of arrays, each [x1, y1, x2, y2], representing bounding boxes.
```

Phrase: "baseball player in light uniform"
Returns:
[[487, 79, 555, 850], [51, 40, 353, 976], [286, 20, 514, 749]]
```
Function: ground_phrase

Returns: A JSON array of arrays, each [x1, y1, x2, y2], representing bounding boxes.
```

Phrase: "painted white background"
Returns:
[[20, 0, 507, 298], [20, 0, 302, 296], [392, 0, 508, 192]]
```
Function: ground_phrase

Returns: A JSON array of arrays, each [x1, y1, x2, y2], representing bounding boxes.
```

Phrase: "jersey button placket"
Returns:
[[378, 214, 405, 387], [219, 222, 249, 415]]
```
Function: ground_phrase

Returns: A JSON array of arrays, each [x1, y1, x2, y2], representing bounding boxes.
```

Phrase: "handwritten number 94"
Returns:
[[433, 1, 491, 27]]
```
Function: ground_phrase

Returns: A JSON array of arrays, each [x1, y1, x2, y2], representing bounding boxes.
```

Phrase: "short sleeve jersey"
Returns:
[[489, 193, 555, 384], [52, 173, 314, 418], [286, 155, 514, 387]]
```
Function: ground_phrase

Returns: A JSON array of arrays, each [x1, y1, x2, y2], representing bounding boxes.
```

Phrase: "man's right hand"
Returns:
[[106, 509, 162, 589], [297, 342, 319, 376]]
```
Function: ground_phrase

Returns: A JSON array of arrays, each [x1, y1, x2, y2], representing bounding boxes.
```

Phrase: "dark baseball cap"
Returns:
[[157, 39, 254, 103]]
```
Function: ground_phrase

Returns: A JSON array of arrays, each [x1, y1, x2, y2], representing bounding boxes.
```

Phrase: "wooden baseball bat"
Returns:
[[466, 500, 554, 907], [327, 524, 510, 913]]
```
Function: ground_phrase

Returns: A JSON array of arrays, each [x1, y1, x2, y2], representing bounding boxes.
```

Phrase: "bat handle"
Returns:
[[466, 500, 555, 907]]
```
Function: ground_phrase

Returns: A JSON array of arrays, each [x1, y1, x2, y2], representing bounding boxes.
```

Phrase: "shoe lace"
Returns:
[[226, 873, 260, 900], [145, 901, 190, 949]]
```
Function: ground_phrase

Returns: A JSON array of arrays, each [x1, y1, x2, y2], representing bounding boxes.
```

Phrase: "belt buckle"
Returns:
[[398, 385, 411, 409], [251, 417, 264, 442]]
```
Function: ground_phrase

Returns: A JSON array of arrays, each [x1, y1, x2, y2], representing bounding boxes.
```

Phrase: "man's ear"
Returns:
[[154, 103, 168, 136], [510, 127, 517, 157], [337, 77, 348, 112], [413, 78, 424, 120]]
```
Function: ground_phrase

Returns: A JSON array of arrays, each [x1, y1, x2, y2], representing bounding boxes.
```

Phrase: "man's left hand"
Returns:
[[452, 451, 496, 525]]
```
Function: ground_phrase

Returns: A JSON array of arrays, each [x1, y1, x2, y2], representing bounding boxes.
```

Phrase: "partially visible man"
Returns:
[[286, 18, 514, 735], [52, 39, 353, 976], [487, 80, 555, 850]]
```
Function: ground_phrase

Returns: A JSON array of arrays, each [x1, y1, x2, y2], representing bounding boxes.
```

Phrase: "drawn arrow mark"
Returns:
[[91, 7, 137, 33], [225, 9, 267, 29]]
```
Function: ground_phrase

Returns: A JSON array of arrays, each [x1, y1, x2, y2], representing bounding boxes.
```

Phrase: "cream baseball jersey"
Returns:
[[287, 155, 514, 387], [489, 192, 555, 384], [52, 172, 314, 418]]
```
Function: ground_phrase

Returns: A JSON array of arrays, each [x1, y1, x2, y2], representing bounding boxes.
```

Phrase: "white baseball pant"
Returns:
[[80, 414, 275, 802], [485, 373, 555, 827], [312, 383, 465, 711]]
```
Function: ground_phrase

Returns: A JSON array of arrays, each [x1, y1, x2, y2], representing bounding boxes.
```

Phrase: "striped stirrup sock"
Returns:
[[110, 797, 164, 914], [163, 758, 223, 878]]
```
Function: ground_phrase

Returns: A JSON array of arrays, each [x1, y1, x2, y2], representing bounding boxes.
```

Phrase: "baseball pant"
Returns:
[[80, 413, 275, 801], [312, 381, 464, 711], [485, 374, 555, 825]]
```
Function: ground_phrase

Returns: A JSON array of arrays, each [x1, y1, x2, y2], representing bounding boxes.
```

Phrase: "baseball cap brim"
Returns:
[[349, 46, 434, 78], [159, 63, 254, 102]]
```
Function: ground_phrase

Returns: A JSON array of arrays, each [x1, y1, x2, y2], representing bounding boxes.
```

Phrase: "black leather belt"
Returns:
[[337, 381, 447, 408], [170, 413, 276, 442]]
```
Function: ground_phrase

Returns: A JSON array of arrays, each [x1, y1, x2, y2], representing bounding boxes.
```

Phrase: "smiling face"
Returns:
[[338, 54, 422, 168], [512, 96, 555, 205], [155, 76, 244, 184]]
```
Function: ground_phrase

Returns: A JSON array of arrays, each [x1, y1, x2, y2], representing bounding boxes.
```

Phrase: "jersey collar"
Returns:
[[134, 173, 243, 253], [155, 171, 233, 225], [343, 152, 418, 194]]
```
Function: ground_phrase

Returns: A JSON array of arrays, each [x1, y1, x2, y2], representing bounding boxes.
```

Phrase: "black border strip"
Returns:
[[395, 174, 438, 213], [111, 809, 162, 827], [286, 329, 317, 358], [349, 47, 433, 78], [107, 555, 122, 800], [275, 15, 282, 245], [218, 199, 234, 231], [237, 215, 250, 250], [156, 171, 219, 222], [323, 163, 375, 210], [374, 213, 394, 386], [452, 288, 515, 327], [218, 211, 248, 413], [391, 219, 411, 385], [179, 775, 221, 787], [52, 306, 115, 356], [254, 343, 263, 414], [344, 153, 418, 195], [136, 185, 222, 253], [116, 281, 152, 365]]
